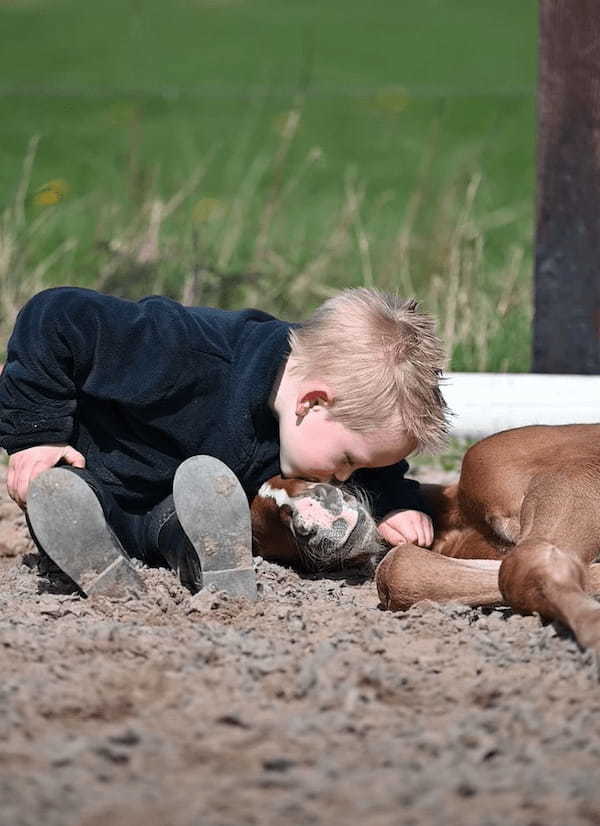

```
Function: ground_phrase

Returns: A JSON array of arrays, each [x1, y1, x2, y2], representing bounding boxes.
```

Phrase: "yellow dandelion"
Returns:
[[34, 179, 69, 207], [372, 86, 410, 115], [192, 197, 224, 223]]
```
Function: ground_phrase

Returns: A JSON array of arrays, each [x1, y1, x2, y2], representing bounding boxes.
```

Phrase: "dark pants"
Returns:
[[61, 467, 182, 567]]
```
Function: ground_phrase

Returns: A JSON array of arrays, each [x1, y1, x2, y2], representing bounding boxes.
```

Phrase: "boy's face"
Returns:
[[279, 402, 416, 483]]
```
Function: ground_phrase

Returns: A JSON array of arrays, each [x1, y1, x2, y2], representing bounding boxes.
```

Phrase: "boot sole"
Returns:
[[173, 456, 256, 600], [27, 468, 145, 597]]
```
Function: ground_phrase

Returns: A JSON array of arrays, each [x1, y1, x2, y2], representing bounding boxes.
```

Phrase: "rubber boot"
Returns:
[[172, 455, 256, 600], [27, 468, 145, 596]]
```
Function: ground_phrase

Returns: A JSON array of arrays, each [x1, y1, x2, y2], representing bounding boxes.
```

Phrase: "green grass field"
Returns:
[[0, 0, 537, 370]]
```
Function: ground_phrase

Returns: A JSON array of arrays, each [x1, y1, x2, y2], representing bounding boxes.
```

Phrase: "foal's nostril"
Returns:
[[279, 503, 293, 523], [330, 517, 350, 542]]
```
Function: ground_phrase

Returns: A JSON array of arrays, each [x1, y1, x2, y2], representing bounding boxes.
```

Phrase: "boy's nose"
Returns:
[[334, 468, 352, 483]]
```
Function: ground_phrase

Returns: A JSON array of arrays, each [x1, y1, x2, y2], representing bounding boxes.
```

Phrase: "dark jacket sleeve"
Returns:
[[348, 460, 423, 520], [0, 286, 198, 454], [0, 288, 81, 452]]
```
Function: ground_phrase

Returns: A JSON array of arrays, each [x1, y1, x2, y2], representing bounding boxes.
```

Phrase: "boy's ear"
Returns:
[[295, 387, 334, 418]]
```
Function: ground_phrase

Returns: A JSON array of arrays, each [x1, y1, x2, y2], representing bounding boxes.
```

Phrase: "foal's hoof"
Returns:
[[572, 609, 600, 652], [375, 546, 417, 611]]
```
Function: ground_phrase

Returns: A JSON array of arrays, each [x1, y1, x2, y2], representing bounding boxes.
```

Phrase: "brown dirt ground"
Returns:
[[2, 463, 600, 826]]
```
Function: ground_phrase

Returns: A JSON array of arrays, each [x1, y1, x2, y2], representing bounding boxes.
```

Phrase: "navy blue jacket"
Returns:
[[0, 287, 422, 516]]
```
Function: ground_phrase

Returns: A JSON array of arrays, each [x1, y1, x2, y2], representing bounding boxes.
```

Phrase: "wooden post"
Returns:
[[534, 0, 600, 373]]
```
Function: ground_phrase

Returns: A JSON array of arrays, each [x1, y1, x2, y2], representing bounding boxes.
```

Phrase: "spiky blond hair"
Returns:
[[288, 288, 449, 452]]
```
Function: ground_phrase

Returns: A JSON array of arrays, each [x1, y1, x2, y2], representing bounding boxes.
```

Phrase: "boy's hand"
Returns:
[[377, 509, 434, 548], [7, 444, 86, 510]]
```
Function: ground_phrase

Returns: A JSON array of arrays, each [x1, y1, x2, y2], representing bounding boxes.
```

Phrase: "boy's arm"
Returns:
[[0, 288, 98, 506], [0, 286, 195, 455], [0, 289, 81, 453]]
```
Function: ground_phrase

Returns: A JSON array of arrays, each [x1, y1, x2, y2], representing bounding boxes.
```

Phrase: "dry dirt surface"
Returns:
[[2, 464, 600, 826]]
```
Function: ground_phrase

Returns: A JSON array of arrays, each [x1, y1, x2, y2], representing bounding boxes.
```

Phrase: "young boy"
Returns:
[[0, 286, 447, 598]]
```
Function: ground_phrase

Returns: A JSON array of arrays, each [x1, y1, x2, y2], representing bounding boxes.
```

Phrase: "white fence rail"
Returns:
[[444, 373, 600, 438]]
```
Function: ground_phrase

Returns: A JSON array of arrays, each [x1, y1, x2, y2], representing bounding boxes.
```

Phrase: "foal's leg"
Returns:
[[376, 546, 600, 613], [376, 544, 502, 610], [498, 473, 600, 649], [377, 482, 508, 610], [377, 476, 600, 616]]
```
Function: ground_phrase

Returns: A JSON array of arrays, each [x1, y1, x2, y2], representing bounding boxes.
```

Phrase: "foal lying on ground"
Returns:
[[252, 424, 600, 651]]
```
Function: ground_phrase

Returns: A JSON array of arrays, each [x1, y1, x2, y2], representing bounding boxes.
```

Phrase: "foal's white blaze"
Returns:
[[258, 482, 297, 508]]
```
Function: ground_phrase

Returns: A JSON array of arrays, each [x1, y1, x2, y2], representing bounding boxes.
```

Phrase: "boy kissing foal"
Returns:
[[0, 286, 447, 597]]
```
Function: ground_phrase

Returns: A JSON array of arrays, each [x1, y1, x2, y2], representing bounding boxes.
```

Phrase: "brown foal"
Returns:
[[376, 424, 600, 649], [252, 424, 600, 650]]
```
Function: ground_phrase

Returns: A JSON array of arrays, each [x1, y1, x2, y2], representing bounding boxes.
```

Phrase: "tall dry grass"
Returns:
[[0, 118, 532, 370], [0, 137, 77, 341]]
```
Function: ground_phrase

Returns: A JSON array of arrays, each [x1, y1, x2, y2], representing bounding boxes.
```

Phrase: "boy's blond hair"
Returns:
[[288, 288, 448, 452]]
